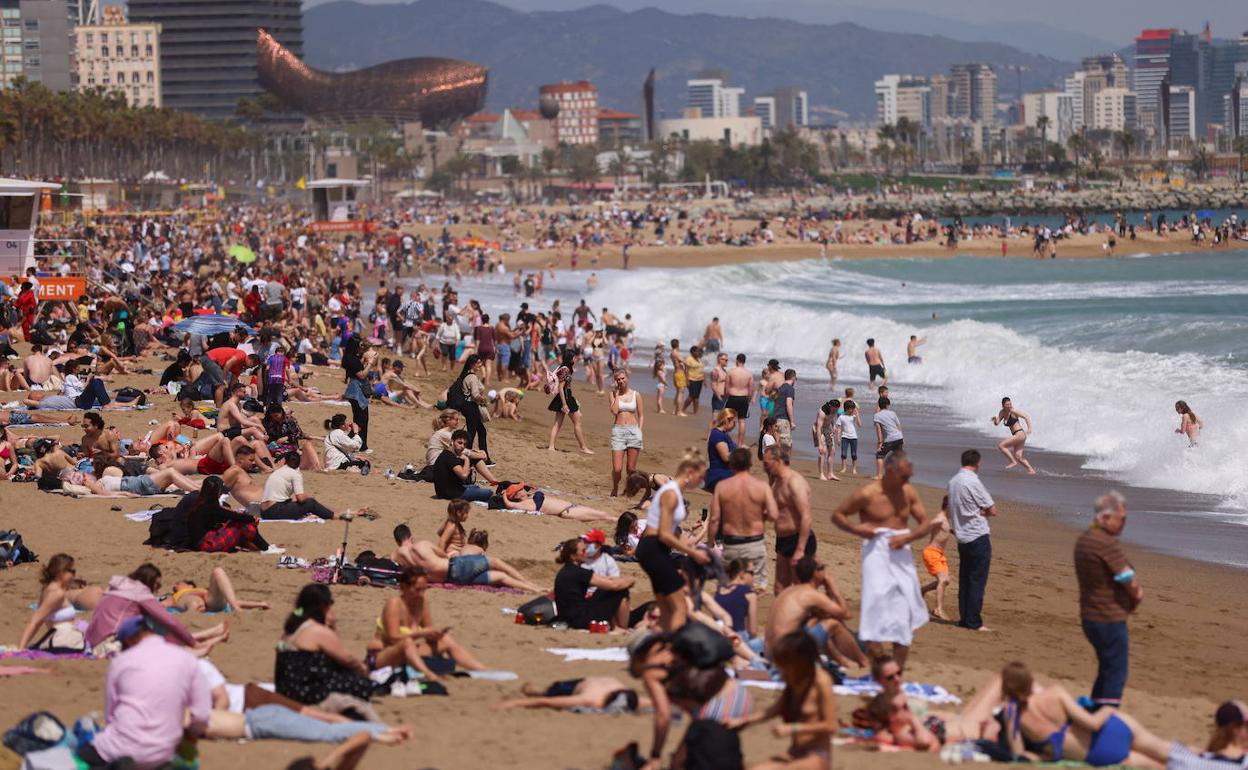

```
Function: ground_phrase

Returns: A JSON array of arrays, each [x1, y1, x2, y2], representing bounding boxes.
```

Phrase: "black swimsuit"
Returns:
[[1004, 413, 1022, 434]]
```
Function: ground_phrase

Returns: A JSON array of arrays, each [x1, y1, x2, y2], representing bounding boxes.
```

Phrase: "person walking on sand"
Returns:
[[872, 396, 903, 479], [1175, 400, 1203, 446], [826, 338, 843, 387], [1075, 491, 1142, 709], [723, 353, 755, 446], [764, 445, 817, 594], [991, 397, 1035, 474], [831, 450, 931, 671], [906, 335, 926, 364], [920, 500, 951, 620], [946, 450, 997, 631], [865, 338, 887, 391], [547, 364, 593, 454]]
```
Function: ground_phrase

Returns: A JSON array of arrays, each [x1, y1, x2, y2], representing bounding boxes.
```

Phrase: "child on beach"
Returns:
[[436, 500, 470, 556], [837, 400, 861, 475], [921, 497, 951, 620], [652, 348, 667, 414]]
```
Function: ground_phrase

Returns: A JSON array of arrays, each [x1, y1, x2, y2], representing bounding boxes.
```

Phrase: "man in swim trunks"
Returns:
[[149, 432, 236, 475], [21, 344, 53, 387], [907, 335, 926, 365], [763, 556, 866, 670], [724, 354, 755, 446], [707, 447, 777, 591], [866, 338, 887, 391], [390, 527, 544, 593], [79, 412, 120, 459], [763, 445, 815, 594], [701, 317, 723, 354], [216, 382, 267, 442]]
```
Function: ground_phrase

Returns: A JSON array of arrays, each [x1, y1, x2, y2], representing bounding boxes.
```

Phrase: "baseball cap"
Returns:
[[116, 616, 149, 644], [581, 529, 607, 545], [1215, 701, 1246, 727]]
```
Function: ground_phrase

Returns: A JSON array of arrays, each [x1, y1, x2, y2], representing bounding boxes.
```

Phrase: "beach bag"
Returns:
[[682, 720, 743, 770], [0, 530, 37, 567], [444, 377, 468, 411], [516, 595, 556, 625], [114, 387, 146, 405], [143, 507, 179, 548], [671, 621, 734, 669], [30, 623, 85, 654], [3, 712, 65, 756]]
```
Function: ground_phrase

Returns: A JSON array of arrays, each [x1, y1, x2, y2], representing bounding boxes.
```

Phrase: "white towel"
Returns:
[[544, 647, 629, 662], [858, 528, 928, 646]]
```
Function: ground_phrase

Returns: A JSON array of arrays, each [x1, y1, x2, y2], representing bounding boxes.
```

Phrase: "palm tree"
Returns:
[[1114, 130, 1136, 162], [1068, 130, 1089, 183], [1190, 145, 1213, 181], [1036, 115, 1051, 162]]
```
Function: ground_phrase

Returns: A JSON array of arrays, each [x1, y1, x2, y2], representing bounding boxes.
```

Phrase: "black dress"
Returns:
[[548, 385, 580, 413], [275, 648, 376, 704]]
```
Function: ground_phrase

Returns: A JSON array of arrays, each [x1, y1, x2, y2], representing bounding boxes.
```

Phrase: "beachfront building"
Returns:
[[1167, 84, 1197, 146], [1210, 34, 1248, 133], [597, 108, 642, 148], [686, 71, 744, 119], [539, 80, 598, 146], [1021, 89, 1075, 146], [74, 5, 161, 107], [753, 95, 775, 130], [658, 114, 763, 146], [950, 64, 997, 125], [929, 75, 951, 121], [0, 0, 74, 91], [1091, 88, 1137, 133], [128, 0, 303, 120], [875, 74, 932, 129], [770, 86, 809, 130]]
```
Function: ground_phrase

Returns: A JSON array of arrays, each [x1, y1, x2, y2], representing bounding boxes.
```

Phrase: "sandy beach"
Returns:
[[1, 337, 1245, 768]]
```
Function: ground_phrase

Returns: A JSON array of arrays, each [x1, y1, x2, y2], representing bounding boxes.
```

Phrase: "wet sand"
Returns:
[[1, 348, 1246, 769]]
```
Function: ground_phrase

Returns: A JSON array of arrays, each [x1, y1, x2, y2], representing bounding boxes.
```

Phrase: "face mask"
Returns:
[[585, 544, 599, 558]]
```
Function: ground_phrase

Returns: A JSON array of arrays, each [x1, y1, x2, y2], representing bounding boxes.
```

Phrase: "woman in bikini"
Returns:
[[364, 568, 487, 686], [652, 345, 668, 415], [622, 470, 672, 511], [500, 483, 615, 522], [608, 369, 644, 497], [733, 631, 837, 769], [165, 566, 271, 613], [436, 500, 470, 556], [825, 338, 843, 388], [991, 396, 1035, 474], [1175, 400, 1203, 446], [18, 554, 103, 649]]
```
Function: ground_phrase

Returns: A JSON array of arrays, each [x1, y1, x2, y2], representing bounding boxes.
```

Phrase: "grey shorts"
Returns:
[[610, 424, 644, 451], [721, 536, 768, 589], [35, 396, 76, 410]]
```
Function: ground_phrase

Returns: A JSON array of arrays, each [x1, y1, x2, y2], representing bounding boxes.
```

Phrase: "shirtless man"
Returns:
[[79, 412, 120, 459], [831, 450, 932, 670], [22, 344, 53, 388], [222, 445, 265, 506], [907, 335, 926, 365], [390, 526, 544, 593], [701, 317, 723, 354], [707, 352, 729, 433], [707, 447, 778, 591], [149, 431, 236, 476], [217, 382, 267, 442], [33, 442, 136, 497], [865, 338, 887, 391], [723, 354, 755, 445], [763, 556, 867, 670], [762, 445, 814, 594], [380, 361, 432, 408]]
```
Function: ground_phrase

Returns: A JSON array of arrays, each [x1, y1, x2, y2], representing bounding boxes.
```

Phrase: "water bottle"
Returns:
[[383, 468, 396, 479]]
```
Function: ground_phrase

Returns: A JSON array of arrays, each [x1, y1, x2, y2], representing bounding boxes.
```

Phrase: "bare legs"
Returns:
[[547, 412, 593, 454], [147, 467, 202, 493], [998, 434, 1035, 474], [922, 572, 950, 620], [205, 566, 270, 611], [610, 446, 639, 496]]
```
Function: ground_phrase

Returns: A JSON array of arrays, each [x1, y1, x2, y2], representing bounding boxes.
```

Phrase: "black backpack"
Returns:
[[0, 530, 37, 567], [143, 507, 179, 548]]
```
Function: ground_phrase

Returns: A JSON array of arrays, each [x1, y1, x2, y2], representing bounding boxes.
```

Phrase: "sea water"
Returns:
[[407, 251, 1248, 565]]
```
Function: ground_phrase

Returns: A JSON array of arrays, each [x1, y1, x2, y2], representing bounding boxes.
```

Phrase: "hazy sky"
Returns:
[[302, 0, 1245, 44]]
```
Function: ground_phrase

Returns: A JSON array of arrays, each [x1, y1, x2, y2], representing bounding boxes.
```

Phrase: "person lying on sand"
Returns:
[[390, 525, 544, 593], [164, 566, 272, 612], [499, 482, 616, 522], [493, 677, 648, 713]]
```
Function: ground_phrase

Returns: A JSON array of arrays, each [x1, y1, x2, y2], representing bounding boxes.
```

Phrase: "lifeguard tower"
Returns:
[[0, 178, 59, 278], [306, 178, 374, 235]]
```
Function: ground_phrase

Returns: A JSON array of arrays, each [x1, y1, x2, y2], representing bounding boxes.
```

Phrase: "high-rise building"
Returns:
[[1134, 28, 1175, 135], [929, 75, 951, 121], [876, 75, 932, 128], [1091, 87, 1137, 132], [771, 86, 808, 129], [1167, 84, 1197, 144], [950, 64, 997, 125], [1022, 90, 1074, 144], [127, 0, 302, 119], [1208, 34, 1248, 131], [1168, 30, 1212, 135], [686, 74, 743, 119], [752, 95, 775, 130], [0, 0, 75, 91], [74, 5, 161, 107], [1079, 54, 1130, 128], [539, 80, 598, 145]]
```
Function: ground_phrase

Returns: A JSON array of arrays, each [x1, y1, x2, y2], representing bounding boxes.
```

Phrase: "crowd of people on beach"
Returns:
[[0, 201, 1238, 770]]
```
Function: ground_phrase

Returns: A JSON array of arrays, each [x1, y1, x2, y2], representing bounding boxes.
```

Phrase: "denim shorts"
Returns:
[[447, 554, 491, 585], [121, 474, 160, 496]]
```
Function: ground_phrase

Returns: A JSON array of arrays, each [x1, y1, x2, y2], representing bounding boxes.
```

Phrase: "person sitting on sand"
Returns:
[[380, 360, 432, 408], [85, 562, 230, 656], [499, 482, 617, 522], [364, 567, 488, 686], [762, 556, 868, 671], [264, 404, 325, 472], [390, 525, 544, 593], [217, 381, 269, 443], [260, 450, 339, 520], [436, 499, 470, 555], [323, 414, 370, 475], [493, 677, 647, 714], [920, 498, 952, 620], [730, 631, 838, 770], [553, 537, 635, 630], [222, 444, 266, 506], [17, 553, 104, 650], [276, 584, 377, 706], [425, 409, 499, 483], [969, 661, 1170, 768], [164, 566, 272, 612], [430, 430, 498, 503], [490, 387, 523, 421]]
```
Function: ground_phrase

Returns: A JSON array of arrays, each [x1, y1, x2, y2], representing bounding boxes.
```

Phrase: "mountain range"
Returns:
[[302, 0, 1077, 122]]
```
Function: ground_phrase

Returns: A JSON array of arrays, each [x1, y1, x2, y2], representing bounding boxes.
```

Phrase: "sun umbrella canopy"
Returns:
[[171, 314, 255, 337], [229, 244, 257, 264]]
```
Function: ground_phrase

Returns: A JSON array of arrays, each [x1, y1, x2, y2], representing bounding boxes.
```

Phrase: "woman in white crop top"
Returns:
[[608, 369, 646, 497], [637, 455, 710, 632]]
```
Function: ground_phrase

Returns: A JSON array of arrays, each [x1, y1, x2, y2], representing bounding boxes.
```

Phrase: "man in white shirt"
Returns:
[[872, 396, 903, 479], [946, 449, 997, 631], [259, 451, 338, 520]]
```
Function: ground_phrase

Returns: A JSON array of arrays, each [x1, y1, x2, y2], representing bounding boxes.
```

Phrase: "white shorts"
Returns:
[[610, 424, 644, 451]]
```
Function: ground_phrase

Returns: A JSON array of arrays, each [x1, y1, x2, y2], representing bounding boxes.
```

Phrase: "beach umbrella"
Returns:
[[1195, 209, 1215, 221], [228, 244, 257, 264], [171, 314, 255, 337]]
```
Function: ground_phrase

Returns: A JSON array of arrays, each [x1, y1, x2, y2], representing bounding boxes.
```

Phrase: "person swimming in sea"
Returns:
[[1174, 400, 1203, 447]]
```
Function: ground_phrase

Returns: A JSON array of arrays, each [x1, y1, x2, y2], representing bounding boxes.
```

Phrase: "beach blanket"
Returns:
[[0, 647, 93, 661], [832, 674, 960, 704], [6, 422, 70, 428], [429, 582, 525, 595], [470, 501, 541, 516], [544, 647, 629, 663], [859, 528, 928, 646]]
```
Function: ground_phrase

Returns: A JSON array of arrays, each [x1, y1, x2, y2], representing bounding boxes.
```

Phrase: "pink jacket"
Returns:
[[84, 575, 197, 649]]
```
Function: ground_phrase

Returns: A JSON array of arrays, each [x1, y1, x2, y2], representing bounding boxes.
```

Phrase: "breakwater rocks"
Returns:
[[737, 187, 1248, 220]]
